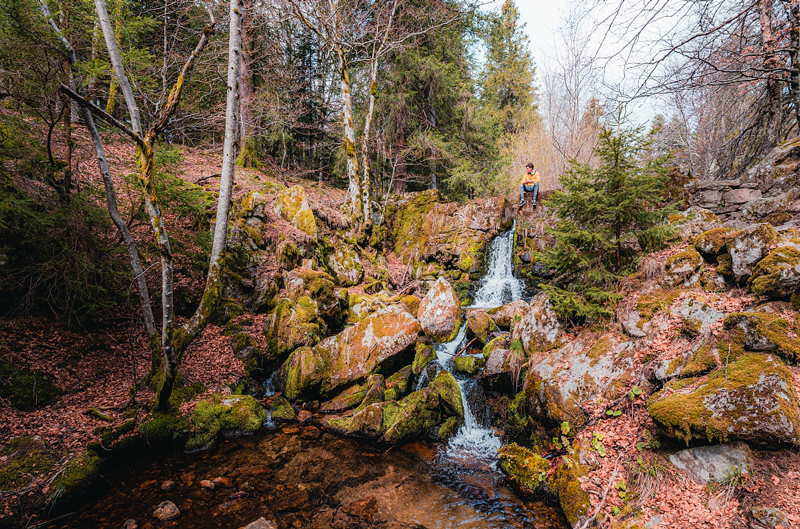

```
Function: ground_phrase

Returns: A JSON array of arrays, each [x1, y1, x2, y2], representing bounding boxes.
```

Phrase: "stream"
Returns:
[[49, 223, 568, 529]]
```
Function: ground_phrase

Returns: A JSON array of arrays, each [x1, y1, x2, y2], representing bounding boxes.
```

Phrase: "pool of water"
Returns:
[[49, 425, 567, 529]]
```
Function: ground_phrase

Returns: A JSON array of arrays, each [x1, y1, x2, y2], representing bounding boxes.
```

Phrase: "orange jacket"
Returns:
[[521, 170, 540, 185]]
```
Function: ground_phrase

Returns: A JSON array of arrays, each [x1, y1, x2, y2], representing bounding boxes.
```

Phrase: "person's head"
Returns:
[[526, 162, 534, 173]]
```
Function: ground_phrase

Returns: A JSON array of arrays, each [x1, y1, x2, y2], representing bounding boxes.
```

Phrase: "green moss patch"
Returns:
[[0, 437, 58, 491], [747, 246, 800, 298], [452, 356, 486, 377], [724, 312, 800, 362], [0, 359, 60, 410], [636, 289, 684, 324], [186, 394, 267, 451], [498, 443, 549, 491]]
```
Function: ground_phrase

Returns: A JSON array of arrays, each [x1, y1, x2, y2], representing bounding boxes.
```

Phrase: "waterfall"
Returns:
[[470, 221, 524, 308]]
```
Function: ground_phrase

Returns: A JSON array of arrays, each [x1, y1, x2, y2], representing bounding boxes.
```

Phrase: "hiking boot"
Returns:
[[518, 202, 525, 210]]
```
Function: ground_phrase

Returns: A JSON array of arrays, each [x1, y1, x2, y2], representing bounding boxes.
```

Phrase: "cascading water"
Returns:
[[470, 221, 525, 308]]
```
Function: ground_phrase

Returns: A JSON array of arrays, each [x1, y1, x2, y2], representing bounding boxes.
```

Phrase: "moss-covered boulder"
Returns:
[[747, 246, 800, 298], [384, 366, 413, 401], [274, 346, 325, 401], [329, 370, 464, 443], [356, 373, 385, 411], [653, 336, 718, 381], [723, 312, 800, 362], [466, 309, 498, 345], [487, 300, 528, 330], [729, 223, 778, 282], [497, 443, 549, 491], [270, 396, 296, 421], [437, 416, 461, 440], [186, 394, 267, 451], [418, 277, 462, 342], [693, 227, 731, 258], [48, 449, 102, 509], [327, 243, 364, 287], [548, 450, 591, 528], [319, 384, 367, 414], [670, 206, 722, 239], [663, 246, 703, 287], [452, 355, 486, 377], [273, 185, 317, 237], [678, 298, 724, 337], [482, 335, 508, 359], [314, 305, 421, 396], [512, 293, 562, 356], [0, 360, 60, 410], [523, 336, 638, 427], [412, 343, 437, 375], [345, 293, 376, 324], [648, 353, 800, 445], [399, 295, 421, 318]]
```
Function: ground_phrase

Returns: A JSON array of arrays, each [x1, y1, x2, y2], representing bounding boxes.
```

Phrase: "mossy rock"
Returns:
[[723, 312, 800, 362], [399, 295, 421, 318], [693, 227, 730, 258], [648, 353, 800, 445], [482, 335, 508, 359], [747, 246, 800, 298], [635, 288, 684, 324], [0, 359, 60, 411], [452, 356, 486, 377], [437, 416, 461, 440], [663, 246, 702, 287], [273, 185, 317, 237], [412, 343, 437, 375], [48, 450, 102, 511], [356, 374, 385, 411], [717, 252, 734, 276], [346, 293, 377, 324], [498, 443, 549, 491], [729, 223, 778, 282], [548, 452, 591, 527], [270, 396, 296, 422], [319, 384, 367, 414], [384, 366, 413, 401], [275, 346, 325, 401], [186, 394, 267, 451], [138, 412, 191, 451], [418, 277, 463, 343], [513, 293, 562, 356], [263, 297, 326, 368], [466, 310, 499, 346], [0, 437, 58, 491], [488, 300, 528, 330], [327, 243, 364, 287], [231, 332, 262, 378]]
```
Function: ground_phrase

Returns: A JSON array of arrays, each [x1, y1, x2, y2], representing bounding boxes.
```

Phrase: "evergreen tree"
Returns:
[[480, 0, 537, 135], [542, 126, 675, 322]]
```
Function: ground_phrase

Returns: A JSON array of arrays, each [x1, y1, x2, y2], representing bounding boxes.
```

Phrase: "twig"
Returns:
[[453, 337, 479, 358], [578, 456, 622, 529], [195, 173, 222, 184]]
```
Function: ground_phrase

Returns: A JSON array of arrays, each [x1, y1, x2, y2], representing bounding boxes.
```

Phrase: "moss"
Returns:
[[747, 246, 800, 298], [717, 252, 734, 276], [48, 450, 102, 509], [429, 370, 464, 417], [0, 437, 58, 491], [138, 412, 191, 450], [636, 289, 683, 324], [270, 396, 296, 421], [504, 390, 536, 444], [437, 416, 461, 440], [0, 359, 61, 411], [452, 356, 486, 377], [664, 247, 702, 285], [384, 366, 413, 401], [90, 408, 114, 422], [186, 394, 267, 451], [723, 312, 800, 362], [648, 353, 800, 444], [400, 295, 421, 317], [681, 341, 718, 378], [274, 185, 317, 237], [276, 346, 325, 401], [587, 336, 612, 361], [412, 343, 437, 375], [451, 279, 474, 308], [208, 298, 244, 326], [693, 227, 730, 257], [548, 453, 591, 527], [497, 443, 549, 491], [483, 335, 508, 359]]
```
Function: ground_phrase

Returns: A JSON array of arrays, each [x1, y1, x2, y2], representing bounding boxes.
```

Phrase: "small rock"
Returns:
[[153, 501, 180, 521], [751, 506, 790, 529], [121, 520, 138, 529], [240, 517, 277, 529], [212, 476, 232, 488], [140, 480, 157, 490], [160, 480, 175, 491], [297, 409, 313, 423], [668, 442, 752, 484], [200, 479, 215, 490]]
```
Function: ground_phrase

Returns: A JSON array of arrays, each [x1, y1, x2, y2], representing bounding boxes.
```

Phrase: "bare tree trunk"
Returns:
[[360, 63, 377, 229], [240, 0, 254, 142], [759, 0, 782, 148], [335, 45, 361, 219], [63, 93, 73, 191]]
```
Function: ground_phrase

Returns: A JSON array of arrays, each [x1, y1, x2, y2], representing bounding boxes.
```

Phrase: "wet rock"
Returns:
[[479, 347, 524, 393], [270, 396, 296, 421], [160, 480, 175, 491], [547, 445, 591, 528], [487, 300, 528, 330], [319, 384, 367, 414], [437, 416, 461, 440], [274, 185, 317, 237], [751, 507, 790, 529], [200, 479, 215, 489], [356, 374, 385, 410], [186, 395, 267, 451], [153, 501, 180, 521], [668, 442, 752, 484], [524, 336, 638, 426], [513, 293, 562, 356], [729, 223, 778, 282], [678, 298, 724, 337], [452, 356, 485, 377], [724, 312, 800, 362], [418, 277, 462, 342], [384, 366, 413, 401], [275, 346, 326, 401], [121, 520, 137, 529], [648, 353, 800, 445], [297, 409, 313, 422], [747, 246, 800, 298], [482, 335, 508, 359], [327, 244, 363, 287], [663, 246, 702, 287], [497, 443, 549, 491], [466, 310, 498, 346], [240, 517, 277, 529], [412, 343, 437, 375], [342, 497, 379, 524]]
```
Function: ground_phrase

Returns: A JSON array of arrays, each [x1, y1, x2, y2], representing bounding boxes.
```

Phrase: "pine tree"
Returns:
[[542, 126, 676, 322], [481, 0, 537, 135]]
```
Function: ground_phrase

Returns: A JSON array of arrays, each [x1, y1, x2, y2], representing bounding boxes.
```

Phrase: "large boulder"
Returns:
[[488, 300, 528, 330], [668, 442, 753, 484], [418, 277, 462, 342], [186, 395, 267, 451], [523, 335, 638, 426], [728, 223, 778, 282], [747, 246, 800, 298], [465, 309, 498, 345], [692, 227, 733, 259], [663, 246, 702, 287], [273, 185, 317, 237], [497, 443, 550, 491], [648, 353, 800, 446], [327, 243, 364, 287], [723, 312, 800, 362], [314, 305, 421, 397], [512, 293, 562, 356]]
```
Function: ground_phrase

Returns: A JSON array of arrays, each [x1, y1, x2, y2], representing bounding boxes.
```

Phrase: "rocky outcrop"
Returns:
[[648, 353, 800, 445], [669, 207, 722, 239], [479, 344, 523, 393], [724, 312, 800, 362], [273, 185, 317, 237], [728, 223, 778, 281], [663, 247, 703, 287], [513, 293, 562, 356], [748, 245, 800, 298], [418, 277, 462, 342]]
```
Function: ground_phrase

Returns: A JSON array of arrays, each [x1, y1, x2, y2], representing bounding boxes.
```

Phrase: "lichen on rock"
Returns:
[[466, 309, 498, 345], [327, 243, 364, 287], [418, 277, 462, 342], [512, 293, 562, 356], [664, 246, 703, 287], [723, 312, 800, 362], [729, 223, 778, 282], [747, 245, 800, 299], [273, 185, 317, 237]]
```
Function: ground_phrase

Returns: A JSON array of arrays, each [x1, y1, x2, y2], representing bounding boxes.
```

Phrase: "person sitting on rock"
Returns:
[[519, 162, 540, 210]]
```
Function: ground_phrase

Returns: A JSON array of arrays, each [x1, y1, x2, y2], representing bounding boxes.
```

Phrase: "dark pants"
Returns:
[[519, 183, 538, 207]]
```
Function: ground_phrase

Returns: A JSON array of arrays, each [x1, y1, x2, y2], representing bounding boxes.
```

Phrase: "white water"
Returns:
[[470, 222, 524, 309]]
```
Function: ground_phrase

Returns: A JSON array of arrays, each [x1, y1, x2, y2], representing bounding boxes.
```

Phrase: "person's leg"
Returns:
[[532, 183, 539, 206], [519, 184, 526, 207]]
